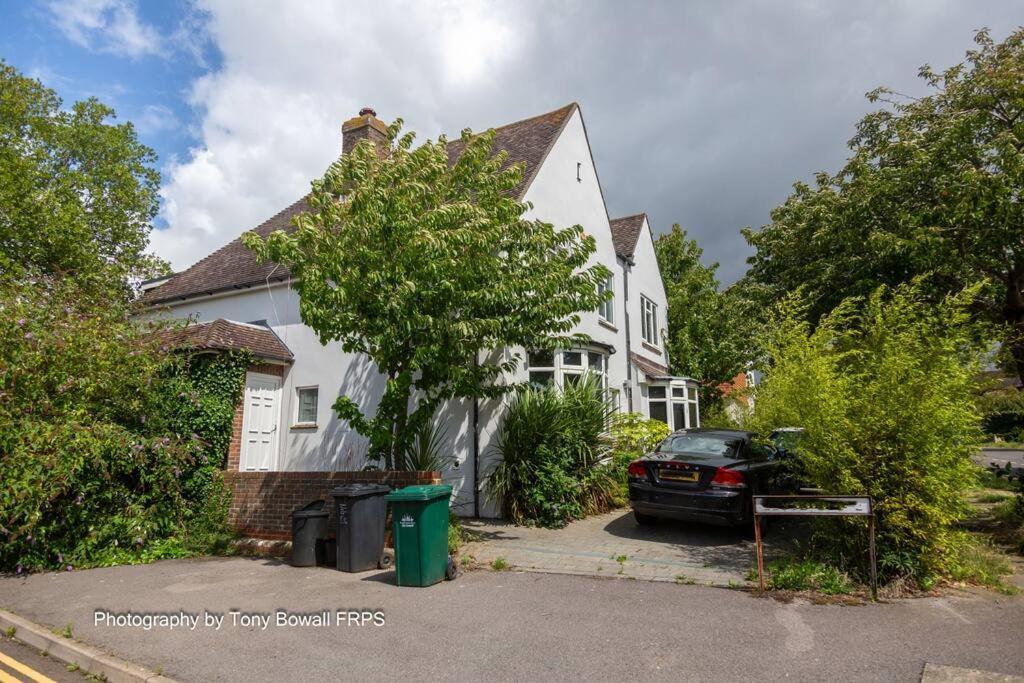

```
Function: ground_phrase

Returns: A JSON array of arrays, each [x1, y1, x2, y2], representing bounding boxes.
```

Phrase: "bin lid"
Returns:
[[385, 484, 452, 502], [329, 483, 391, 498]]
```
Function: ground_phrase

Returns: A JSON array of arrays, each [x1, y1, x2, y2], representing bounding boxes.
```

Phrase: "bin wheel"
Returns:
[[378, 549, 394, 570], [445, 554, 458, 581]]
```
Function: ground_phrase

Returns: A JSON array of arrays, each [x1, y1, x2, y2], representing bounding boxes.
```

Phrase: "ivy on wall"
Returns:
[[0, 274, 254, 571], [157, 350, 253, 504]]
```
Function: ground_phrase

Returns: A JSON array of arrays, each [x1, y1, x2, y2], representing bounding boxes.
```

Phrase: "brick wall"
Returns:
[[223, 470, 442, 540], [227, 363, 285, 472]]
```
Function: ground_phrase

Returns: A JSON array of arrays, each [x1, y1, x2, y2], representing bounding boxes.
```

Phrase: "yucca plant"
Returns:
[[400, 418, 456, 472], [487, 372, 618, 527]]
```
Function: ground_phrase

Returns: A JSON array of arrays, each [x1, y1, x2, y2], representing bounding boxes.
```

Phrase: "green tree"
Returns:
[[655, 224, 754, 406], [749, 283, 983, 582], [244, 120, 609, 469], [0, 61, 166, 297], [743, 28, 1024, 385]]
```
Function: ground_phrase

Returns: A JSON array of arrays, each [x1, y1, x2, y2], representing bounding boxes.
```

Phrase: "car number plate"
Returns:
[[660, 470, 699, 482]]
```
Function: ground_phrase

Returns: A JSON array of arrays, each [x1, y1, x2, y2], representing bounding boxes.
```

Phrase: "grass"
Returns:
[[975, 469, 1019, 492], [947, 533, 1018, 595], [765, 559, 855, 595], [981, 441, 1024, 450], [490, 557, 509, 571], [976, 492, 1015, 503], [675, 574, 696, 585], [3, 626, 14, 638]]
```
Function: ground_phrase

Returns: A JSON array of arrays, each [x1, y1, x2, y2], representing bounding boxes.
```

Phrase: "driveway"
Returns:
[[1, 558, 1022, 682], [461, 509, 782, 586]]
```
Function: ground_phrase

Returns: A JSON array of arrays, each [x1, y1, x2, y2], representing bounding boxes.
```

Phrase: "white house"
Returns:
[[140, 103, 699, 518]]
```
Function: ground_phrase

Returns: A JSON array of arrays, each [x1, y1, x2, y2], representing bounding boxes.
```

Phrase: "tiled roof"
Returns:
[[630, 351, 671, 380], [609, 213, 646, 259], [160, 319, 293, 362], [140, 103, 578, 306]]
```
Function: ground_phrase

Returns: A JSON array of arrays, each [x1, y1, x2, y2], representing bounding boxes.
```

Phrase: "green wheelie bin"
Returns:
[[385, 485, 452, 587]]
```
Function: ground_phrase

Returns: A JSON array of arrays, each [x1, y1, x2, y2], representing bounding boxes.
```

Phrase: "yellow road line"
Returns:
[[0, 666, 21, 683], [0, 650, 56, 683]]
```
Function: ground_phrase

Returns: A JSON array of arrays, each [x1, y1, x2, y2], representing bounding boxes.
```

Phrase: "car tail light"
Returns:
[[627, 461, 648, 479], [710, 467, 745, 488]]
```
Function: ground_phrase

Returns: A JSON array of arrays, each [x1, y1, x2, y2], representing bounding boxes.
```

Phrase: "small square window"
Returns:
[[648, 386, 667, 399], [297, 387, 318, 424], [672, 387, 687, 399]]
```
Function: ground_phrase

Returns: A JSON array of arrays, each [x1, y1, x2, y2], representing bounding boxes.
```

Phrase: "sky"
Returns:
[[1, 1, 1020, 284]]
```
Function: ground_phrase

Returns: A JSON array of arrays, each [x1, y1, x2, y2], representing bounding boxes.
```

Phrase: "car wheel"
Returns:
[[634, 510, 657, 525]]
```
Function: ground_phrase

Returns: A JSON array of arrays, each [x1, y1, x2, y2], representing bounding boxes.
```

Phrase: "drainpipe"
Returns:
[[621, 256, 634, 411], [472, 355, 480, 518]]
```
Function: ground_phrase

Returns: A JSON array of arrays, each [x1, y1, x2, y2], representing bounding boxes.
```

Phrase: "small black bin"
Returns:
[[330, 484, 391, 572], [291, 500, 329, 567]]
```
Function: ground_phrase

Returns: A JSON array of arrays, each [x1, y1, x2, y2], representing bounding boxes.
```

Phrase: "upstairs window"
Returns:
[[641, 296, 658, 346], [597, 275, 614, 324]]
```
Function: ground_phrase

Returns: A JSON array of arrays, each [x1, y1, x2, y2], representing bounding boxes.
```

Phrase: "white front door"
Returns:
[[241, 372, 281, 471]]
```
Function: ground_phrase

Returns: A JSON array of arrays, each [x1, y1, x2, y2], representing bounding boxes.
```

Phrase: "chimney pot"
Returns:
[[342, 107, 388, 157]]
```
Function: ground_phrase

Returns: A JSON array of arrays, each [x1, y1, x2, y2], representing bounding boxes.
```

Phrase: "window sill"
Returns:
[[598, 319, 618, 333], [641, 341, 662, 355], [291, 423, 318, 431]]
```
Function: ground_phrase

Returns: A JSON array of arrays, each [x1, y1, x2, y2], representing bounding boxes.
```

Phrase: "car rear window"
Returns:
[[656, 434, 739, 458]]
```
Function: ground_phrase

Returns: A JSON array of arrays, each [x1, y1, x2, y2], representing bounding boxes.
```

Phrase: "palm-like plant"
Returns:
[[487, 372, 618, 526], [401, 418, 456, 472]]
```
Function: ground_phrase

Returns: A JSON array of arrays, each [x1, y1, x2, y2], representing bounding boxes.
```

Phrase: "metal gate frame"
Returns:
[[753, 495, 877, 600]]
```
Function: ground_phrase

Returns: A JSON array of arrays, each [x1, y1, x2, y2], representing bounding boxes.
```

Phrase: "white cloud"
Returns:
[[134, 104, 180, 135], [47, 0, 166, 59], [152, 0, 530, 271], [150, 0, 1022, 282]]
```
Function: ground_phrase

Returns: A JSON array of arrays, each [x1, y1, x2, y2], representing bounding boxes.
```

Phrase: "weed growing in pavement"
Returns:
[[765, 559, 854, 595], [675, 574, 696, 585], [3, 626, 14, 638], [490, 557, 509, 571]]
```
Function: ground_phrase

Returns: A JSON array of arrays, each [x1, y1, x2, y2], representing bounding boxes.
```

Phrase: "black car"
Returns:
[[627, 428, 785, 531]]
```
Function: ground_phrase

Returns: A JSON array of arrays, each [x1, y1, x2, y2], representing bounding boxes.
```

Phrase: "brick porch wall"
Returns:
[[223, 470, 442, 540]]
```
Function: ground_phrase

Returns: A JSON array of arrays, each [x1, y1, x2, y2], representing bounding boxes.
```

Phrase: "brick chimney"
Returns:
[[342, 107, 388, 156]]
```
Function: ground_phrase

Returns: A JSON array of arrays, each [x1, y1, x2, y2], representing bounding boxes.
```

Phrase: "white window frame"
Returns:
[[294, 385, 319, 427], [647, 381, 700, 430], [528, 348, 609, 391], [597, 274, 615, 324], [641, 295, 658, 347]]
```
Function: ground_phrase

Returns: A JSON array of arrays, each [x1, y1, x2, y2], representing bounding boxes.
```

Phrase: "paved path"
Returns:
[[1, 557, 1022, 682], [978, 448, 1024, 468], [462, 509, 778, 585]]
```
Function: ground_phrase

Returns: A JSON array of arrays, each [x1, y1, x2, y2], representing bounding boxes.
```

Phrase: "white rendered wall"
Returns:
[[146, 105, 654, 518]]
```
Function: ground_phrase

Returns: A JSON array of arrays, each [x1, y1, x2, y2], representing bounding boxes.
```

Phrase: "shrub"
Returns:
[[486, 373, 618, 528], [0, 275, 241, 571], [750, 283, 983, 583], [979, 389, 1024, 442], [609, 412, 670, 454]]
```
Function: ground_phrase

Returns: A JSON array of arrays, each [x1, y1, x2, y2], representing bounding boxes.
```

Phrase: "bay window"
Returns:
[[646, 382, 700, 430], [528, 347, 609, 390]]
